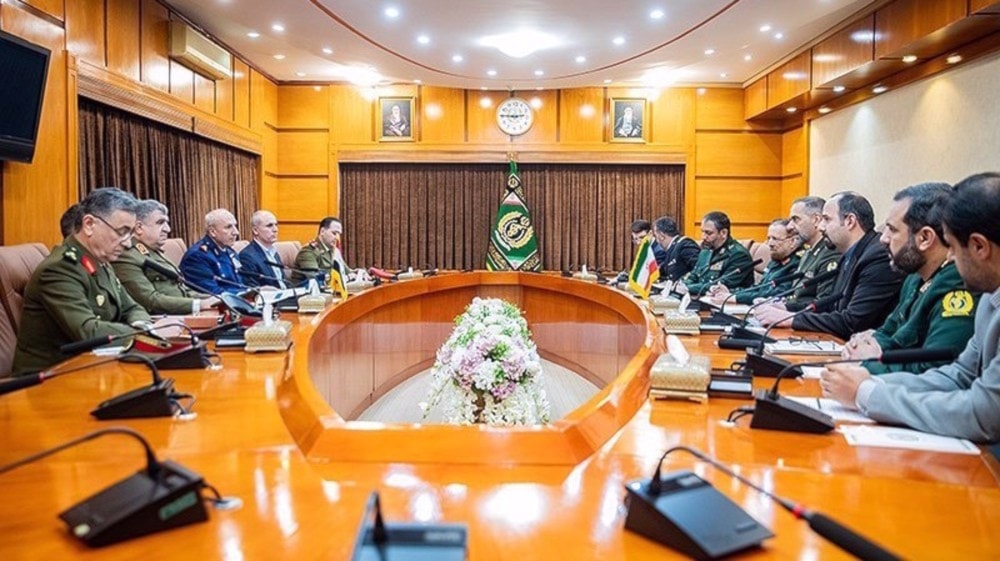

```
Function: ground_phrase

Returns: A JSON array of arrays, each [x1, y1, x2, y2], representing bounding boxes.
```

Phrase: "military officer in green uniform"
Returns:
[[842, 183, 979, 374], [709, 218, 803, 304], [13, 188, 152, 375], [113, 199, 217, 315], [292, 216, 343, 286], [783, 196, 841, 311], [681, 211, 754, 295]]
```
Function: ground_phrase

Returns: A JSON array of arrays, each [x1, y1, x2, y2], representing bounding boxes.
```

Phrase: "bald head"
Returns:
[[205, 208, 239, 247]]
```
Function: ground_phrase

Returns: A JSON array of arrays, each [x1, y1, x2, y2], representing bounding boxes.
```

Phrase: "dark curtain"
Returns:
[[78, 98, 259, 245], [340, 162, 684, 271]]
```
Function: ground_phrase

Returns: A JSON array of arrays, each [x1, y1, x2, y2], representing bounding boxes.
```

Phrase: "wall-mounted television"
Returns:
[[0, 31, 51, 163]]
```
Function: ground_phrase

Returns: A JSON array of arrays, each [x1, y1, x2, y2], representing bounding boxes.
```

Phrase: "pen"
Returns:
[[816, 397, 822, 410]]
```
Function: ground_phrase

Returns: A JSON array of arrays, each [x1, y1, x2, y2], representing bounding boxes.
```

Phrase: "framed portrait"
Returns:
[[378, 97, 414, 141], [609, 98, 647, 143]]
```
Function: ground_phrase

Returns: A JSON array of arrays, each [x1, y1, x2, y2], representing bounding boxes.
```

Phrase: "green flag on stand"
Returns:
[[486, 161, 541, 271]]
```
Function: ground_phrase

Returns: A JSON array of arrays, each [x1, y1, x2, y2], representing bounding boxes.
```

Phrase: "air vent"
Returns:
[[168, 21, 232, 81]]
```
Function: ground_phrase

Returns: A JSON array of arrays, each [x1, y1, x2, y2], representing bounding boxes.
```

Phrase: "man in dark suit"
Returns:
[[239, 210, 287, 289], [755, 191, 905, 339], [651, 215, 700, 281], [630, 219, 667, 266]]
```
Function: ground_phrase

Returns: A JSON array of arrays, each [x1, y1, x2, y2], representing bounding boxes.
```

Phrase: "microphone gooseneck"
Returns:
[[0, 427, 161, 478]]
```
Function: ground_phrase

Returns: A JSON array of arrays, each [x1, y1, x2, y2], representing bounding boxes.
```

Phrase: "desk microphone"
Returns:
[[749, 347, 960, 434], [685, 258, 763, 312], [711, 270, 807, 326], [632, 445, 902, 561], [263, 259, 322, 276], [0, 427, 216, 547], [738, 293, 843, 376], [213, 275, 253, 292]]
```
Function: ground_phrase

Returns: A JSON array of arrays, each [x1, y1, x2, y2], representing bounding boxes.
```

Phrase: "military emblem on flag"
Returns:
[[628, 235, 660, 299], [486, 161, 541, 271]]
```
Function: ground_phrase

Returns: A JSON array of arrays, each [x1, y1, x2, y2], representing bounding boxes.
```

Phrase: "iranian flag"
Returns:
[[628, 235, 660, 299]]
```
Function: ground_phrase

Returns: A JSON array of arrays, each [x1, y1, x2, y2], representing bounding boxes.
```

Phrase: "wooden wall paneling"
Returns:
[[260, 169, 278, 218], [744, 78, 767, 119], [694, 132, 782, 176], [139, 0, 169, 91], [277, 131, 329, 174], [22, 0, 64, 20], [328, 85, 372, 144], [106, 0, 140, 82], [276, 177, 329, 222], [278, 85, 330, 128], [420, 86, 465, 143], [694, 178, 783, 224], [558, 88, 603, 143], [767, 51, 811, 108], [193, 73, 214, 113], [215, 66, 234, 122], [280, 223, 318, 245], [512, 90, 557, 144], [971, 0, 1000, 14], [699, 87, 755, 131], [233, 59, 251, 128], [168, 59, 194, 104], [467, 91, 509, 144], [65, 0, 106, 68], [1, 2, 69, 245], [811, 15, 875, 88], [250, 69, 277, 132], [875, 0, 968, 59], [781, 176, 806, 215], [648, 87, 695, 146], [781, 126, 805, 177]]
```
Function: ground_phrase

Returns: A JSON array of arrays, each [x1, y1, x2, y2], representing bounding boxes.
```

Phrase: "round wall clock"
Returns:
[[496, 97, 534, 136]]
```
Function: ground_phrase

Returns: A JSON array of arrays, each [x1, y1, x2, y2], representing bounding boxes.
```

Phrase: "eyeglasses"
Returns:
[[92, 214, 135, 240]]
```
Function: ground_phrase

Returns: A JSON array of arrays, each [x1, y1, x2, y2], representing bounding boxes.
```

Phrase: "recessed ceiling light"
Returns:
[[414, 79, 421, 84], [818, 106, 832, 114], [417, 34, 430, 45], [649, 9, 664, 20], [603, 79, 612, 84], [720, 72, 728, 78], [947, 54, 963, 64], [534, 69, 544, 76], [759, 24, 772, 33], [575, 55, 586, 63], [774, 32, 784, 40], [452, 54, 463, 62], [612, 36, 625, 46], [902, 54, 918, 63], [704, 48, 715, 56], [743, 54, 752, 61], [271, 23, 285, 32], [487, 69, 497, 77], [833, 85, 846, 93], [322, 47, 333, 55], [273, 54, 285, 60], [786, 107, 797, 113], [247, 31, 260, 39], [481, 86, 487, 90], [872, 85, 888, 94], [384, 7, 400, 18], [296, 72, 306, 77], [535, 86, 543, 91]]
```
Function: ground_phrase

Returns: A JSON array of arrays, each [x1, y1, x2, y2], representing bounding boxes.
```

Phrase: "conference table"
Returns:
[[0, 271, 998, 559]]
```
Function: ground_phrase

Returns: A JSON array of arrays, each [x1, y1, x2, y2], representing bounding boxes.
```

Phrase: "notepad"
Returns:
[[765, 339, 843, 355], [840, 425, 981, 455], [785, 396, 875, 423]]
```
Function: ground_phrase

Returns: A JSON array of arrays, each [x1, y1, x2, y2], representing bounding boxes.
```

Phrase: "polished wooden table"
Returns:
[[1, 272, 998, 559]]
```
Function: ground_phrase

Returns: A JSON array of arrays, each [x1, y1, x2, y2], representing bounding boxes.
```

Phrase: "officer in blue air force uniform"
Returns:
[[179, 208, 244, 295]]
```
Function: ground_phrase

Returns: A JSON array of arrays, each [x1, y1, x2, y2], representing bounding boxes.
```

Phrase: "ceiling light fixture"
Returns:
[[296, 72, 306, 77], [786, 107, 797, 113], [414, 79, 422, 84], [603, 79, 612, 84], [704, 48, 715, 56], [833, 85, 846, 93], [946, 54, 963, 64], [271, 23, 285, 32], [872, 85, 888, 94], [612, 36, 625, 46], [273, 54, 285, 60], [649, 9, 664, 20], [759, 24, 771, 33], [479, 30, 560, 58], [247, 31, 260, 39], [720, 72, 728, 78], [743, 54, 752, 61], [322, 47, 333, 55], [384, 7, 400, 18], [452, 54, 463, 62], [487, 69, 497, 77], [575, 55, 586, 63], [417, 34, 430, 45], [774, 32, 784, 40], [818, 106, 832, 114], [902, 54, 917, 63], [534, 70, 544, 76]]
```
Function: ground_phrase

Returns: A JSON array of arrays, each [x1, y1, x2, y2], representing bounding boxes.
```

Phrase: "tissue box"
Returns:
[[649, 353, 710, 401], [572, 271, 598, 283], [397, 270, 424, 281], [297, 293, 328, 314], [244, 319, 293, 353], [661, 310, 701, 335], [649, 294, 681, 314], [346, 279, 375, 293]]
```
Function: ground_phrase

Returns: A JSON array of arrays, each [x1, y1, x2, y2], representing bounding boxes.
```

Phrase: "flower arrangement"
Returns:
[[420, 297, 550, 426]]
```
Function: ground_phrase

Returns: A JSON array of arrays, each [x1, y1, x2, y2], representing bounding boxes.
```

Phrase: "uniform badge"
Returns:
[[709, 262, 724, 271], [136, 243, 149, 255], [942, 290, 974, 317], [80, 255, 97, 275], [96, 294, 105, 307], [63, 246, 79, 263], [826, 261, 838, 272]]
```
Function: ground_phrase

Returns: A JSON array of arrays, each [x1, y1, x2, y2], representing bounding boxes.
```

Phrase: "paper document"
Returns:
[[840, 425, 981, 455], [91, 346, 126, 357], [785, 396, 875, 423], [799, 366, 824, 379], [697, 297, 750, 315], [765, 339, 844, 355]]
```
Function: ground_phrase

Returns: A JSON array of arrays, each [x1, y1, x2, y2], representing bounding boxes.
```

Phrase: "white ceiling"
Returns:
[[163, 0, 877, 89]]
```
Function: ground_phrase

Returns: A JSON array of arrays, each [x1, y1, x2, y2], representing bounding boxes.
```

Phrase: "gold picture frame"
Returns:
[[609, 98, 647, 143], [378, 96, 414, 141]]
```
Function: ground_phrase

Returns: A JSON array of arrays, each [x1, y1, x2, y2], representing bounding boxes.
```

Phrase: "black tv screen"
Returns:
[[0, 31, 50, 163]]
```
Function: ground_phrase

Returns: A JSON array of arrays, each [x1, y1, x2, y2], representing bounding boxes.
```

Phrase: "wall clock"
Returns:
[[496, 97, 534, 136]]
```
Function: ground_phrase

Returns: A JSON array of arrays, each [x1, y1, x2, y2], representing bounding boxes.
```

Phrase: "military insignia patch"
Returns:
[[96, 294, 105, 307], [136, 243, 149, 255], [942, 290, 974, 317], [709, 262, 724, 271], [826, 261, 838, 272], [80, 255, 97, 275], [63, 247, 79, 263]]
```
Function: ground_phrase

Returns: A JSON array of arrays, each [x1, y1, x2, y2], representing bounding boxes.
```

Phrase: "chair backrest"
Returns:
[[0, 243, 50, 376], [274, 241, 302, 269], [161, 238, 187, 266], [740, 239, 771, 283], [232, 240, 250, 254]]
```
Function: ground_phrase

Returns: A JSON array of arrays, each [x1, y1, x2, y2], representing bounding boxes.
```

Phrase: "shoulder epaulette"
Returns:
[[62, 246, 79, 263], [135, 242, 149, 256], [199, 244, 209, 252]]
